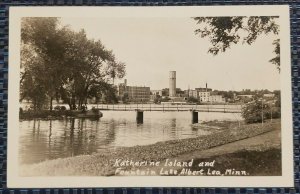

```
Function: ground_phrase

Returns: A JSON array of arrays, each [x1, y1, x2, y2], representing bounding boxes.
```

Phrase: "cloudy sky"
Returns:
[[60, 17, 280, 91]]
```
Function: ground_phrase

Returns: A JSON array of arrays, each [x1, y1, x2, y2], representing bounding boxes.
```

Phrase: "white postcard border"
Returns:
[[7, 5, 293, 188]]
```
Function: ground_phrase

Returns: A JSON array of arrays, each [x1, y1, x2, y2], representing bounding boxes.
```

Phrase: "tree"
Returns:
[[106, 60, 126, 85], [242, 97, 280, 124], [21, 18, 74, 110], [153, 95, 162, 104], [20, 18, 126, 110], [102, 84, 119, 104], [193, 16, 280, 71], [122, 93, 129, 104], [187, 96, 199, 104], [21, 18, 67, 110]]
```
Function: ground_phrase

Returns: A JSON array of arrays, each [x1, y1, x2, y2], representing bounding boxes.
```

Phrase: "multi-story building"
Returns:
[[195, 83, 212, 92], [188, 90, 199, 98], [118, 79, 150, 102], [199, 91, 210, 102], [127, 86, 150, 102], [195, 87, 212, 92]]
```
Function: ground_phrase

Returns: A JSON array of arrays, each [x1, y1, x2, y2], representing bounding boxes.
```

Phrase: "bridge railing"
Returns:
[[92, 104, 242, 113]]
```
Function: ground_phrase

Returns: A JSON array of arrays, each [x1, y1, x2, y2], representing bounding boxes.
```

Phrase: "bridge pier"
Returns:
[[191, 110, 198, 124], [136, 109, 144, 124]]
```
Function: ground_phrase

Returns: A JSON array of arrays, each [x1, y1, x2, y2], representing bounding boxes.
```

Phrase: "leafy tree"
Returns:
[[242, 97, 280, 124], [161, 97, 171, 102], [187, 96, 199, 103], [153, 95, 162, 104], [122, 93, 129, 104], [20, 18, 125, 110], [102, 84, 119, 104], [193, 16, 280, 71], [21, 18, 73, 110], [106, 60, 126, 85]]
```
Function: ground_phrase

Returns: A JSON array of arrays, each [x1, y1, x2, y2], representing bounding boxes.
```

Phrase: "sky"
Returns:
[[60, 17, 280, 91]]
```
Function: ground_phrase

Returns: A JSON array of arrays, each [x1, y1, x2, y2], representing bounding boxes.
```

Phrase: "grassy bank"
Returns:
[[20, 109, 101, 120], [20, 119, 280, 176], [20, 110, 75, 120], [188, 148, 281, 176]]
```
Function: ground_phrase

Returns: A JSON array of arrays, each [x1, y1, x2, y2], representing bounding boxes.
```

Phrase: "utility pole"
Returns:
[[270, 100, 273, 123], [261, 98, 264, 127]]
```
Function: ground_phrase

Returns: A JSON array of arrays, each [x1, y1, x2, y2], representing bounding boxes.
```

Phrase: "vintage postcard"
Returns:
[[7, 5, 293, 188]]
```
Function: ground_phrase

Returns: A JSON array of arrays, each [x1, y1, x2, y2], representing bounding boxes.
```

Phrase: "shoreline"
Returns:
[[20, 119, 280, 176]]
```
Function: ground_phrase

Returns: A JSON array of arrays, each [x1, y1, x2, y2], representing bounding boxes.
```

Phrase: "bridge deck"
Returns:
[[98, 108, 241, 113], [96, 105, 242, 113]]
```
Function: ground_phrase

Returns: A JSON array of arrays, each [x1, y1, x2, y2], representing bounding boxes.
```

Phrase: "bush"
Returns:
[[54, 105, 67, 111], [60, 106, 67, 111], [19, 108, 24, 114], [187, 96, 199, 103], [242, 99, 280, 124]]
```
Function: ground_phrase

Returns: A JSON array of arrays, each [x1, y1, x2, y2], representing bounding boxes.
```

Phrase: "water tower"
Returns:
[[169, 71, 176, 97]]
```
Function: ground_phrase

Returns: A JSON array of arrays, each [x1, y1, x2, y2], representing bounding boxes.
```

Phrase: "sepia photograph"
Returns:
[[8, 6, 293, 188]]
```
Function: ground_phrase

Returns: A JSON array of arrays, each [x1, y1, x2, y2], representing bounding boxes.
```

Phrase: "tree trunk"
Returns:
[[68, 102, 72, 110], [50, 97, 53, 111]]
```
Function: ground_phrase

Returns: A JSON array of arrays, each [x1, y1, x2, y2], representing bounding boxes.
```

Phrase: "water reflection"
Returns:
[[19, 111, 242, 165]]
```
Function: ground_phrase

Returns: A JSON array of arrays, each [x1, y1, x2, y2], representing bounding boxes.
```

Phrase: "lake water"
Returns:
[[19, 108, 243, 165]]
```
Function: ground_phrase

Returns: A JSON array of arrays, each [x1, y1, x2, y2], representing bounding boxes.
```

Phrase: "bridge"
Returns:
[[95, 104, 242, 124], [96, 104, 242, 113]]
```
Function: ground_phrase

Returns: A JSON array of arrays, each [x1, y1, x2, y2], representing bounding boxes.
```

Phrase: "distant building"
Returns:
[[188, 90, 199, 98], [209, 95, 225, 103], [183, 90, 189, 97], [195, 83, 212, 92], [150, 90, 162, 102], [151, 90, 162, 96], [195, 88, 212, 92], [199, 91, 210, 102], [118, 79, 150, 102], [127, 86, 150, 102]]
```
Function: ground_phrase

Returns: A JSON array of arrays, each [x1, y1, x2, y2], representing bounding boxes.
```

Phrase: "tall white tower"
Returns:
[[169, 71, 176, 97]]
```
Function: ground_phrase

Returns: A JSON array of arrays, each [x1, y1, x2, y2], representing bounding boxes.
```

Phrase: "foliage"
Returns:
[[101, 83, 119, 104], [121, 93, 129, 104], [187, 96, 199, 103], [54, 105, 67, 111], [193, 16, 280, 71], [212, 90, 234, 100], [269, 39, 280, 72], [153, 95, 162, 104], [20, 18, 125, 110], [161, 97, 171, 102], [242, 98, 280, 124]]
